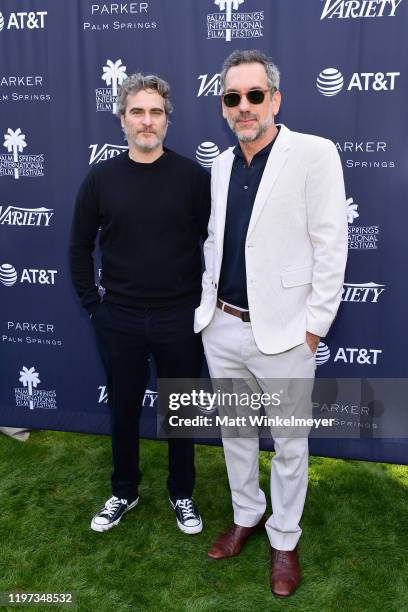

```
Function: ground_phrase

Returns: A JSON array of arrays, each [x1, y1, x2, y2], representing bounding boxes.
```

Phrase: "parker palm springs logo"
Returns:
[[15, 366, 56, 410], [95, 59, 127, 113], [346, 197, 379, 250], [1, 128, 44, 179], [207, 0, 264, 41]]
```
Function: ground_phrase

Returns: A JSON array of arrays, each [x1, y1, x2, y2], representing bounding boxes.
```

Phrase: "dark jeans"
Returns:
[[92, 299, 204, 502]]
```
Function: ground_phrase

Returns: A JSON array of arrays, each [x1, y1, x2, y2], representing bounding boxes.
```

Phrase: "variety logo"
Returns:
[[336, 140, 396, 169], [207, 0, 264, 41], [0, 263, 58, 286], [95, 59, 127, 114], [320, 0, 403, 19], [0, 75, 51, 103], [89, 143, 128, 164], [197, 73, 221, 97], [15, 366, 56, 410], [0, 204, 53, 226], [83, 2, 157, 31], [342, 282, 385, 302], [316, 342, 382, 366], [195, 142, 220, 168], [98, 385, 158, 407], [2, 321, 62, 347], [0, 11, 47, 31], [1, 129, 45, 179], [346, 197, 379, 249], [317, 68, 400, 95]]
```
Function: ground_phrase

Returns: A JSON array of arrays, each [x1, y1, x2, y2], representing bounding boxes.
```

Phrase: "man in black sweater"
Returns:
[[70, 73, 210, 534]]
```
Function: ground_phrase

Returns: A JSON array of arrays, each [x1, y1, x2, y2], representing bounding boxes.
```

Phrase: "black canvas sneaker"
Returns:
[[91, 495, 139, 532], [170, 498, 203, 534]]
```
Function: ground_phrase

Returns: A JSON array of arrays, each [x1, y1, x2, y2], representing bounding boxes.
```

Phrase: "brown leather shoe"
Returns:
[[208, 516, 267, 560], [270, 546, 301, 597]]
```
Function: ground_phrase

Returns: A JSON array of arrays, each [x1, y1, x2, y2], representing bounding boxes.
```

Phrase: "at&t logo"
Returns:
[[207, 0, 264, 42], [0, 11, 47, 31], [0, 263, 58, 286], [195, 142, 220, 168], [317, 68, 400, 95], [95, 59, 127, 114], [315, 342, 382, 366]]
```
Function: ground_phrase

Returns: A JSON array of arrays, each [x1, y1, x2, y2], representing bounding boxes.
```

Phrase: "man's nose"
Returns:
[[142, 112, 153, 125], [238, 93, 251, 112]]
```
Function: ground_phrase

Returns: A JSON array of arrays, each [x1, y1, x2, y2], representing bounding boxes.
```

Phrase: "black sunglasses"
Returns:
[[222, 88, 274, 108]]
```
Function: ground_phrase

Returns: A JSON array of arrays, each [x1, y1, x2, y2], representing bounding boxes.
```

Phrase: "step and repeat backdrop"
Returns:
[[1, 0, 407, 463]]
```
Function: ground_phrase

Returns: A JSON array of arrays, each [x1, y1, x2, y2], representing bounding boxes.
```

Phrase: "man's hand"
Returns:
[[306, 331, 320, 354]]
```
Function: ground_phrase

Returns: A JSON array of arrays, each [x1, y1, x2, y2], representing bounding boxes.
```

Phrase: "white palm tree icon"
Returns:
[[3, 128, 27, 179], [215, 0, 244, 41], [101, 59, 127, 114], [19, 366, 41, 410], [346, 197, 359, 224]]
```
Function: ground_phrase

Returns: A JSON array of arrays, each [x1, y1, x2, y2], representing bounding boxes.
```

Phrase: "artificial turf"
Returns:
[[0, 431, 407, 611]]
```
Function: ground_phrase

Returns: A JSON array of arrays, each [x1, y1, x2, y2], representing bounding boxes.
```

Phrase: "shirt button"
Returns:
[[244, 185, 248, 190]]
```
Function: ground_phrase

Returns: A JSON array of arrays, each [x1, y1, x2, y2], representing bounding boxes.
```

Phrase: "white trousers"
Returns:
[[202, 307, 316, 551]]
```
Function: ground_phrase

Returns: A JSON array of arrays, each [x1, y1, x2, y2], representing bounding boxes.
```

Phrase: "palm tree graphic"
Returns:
[[101, 59, 127, 114], [215, 0, 244, 41], [3, 128, 27, 179], [19, 366, 41, 410], [346, 197, 359, 224]]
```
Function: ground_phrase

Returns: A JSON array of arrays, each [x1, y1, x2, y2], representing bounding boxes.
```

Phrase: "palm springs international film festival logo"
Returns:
[[95, 59, 127, 113], [15, 366, 56, 410], [346, 197, 379, 250], [316, 68, 400, 95], [320, 0, 404, 19], [1, 129, 44, 179], [206, 0, 264, 41], [195, 142, 220, 168]]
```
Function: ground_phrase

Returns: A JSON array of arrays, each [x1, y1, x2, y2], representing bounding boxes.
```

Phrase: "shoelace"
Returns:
[[102, 496, 126, 518], [273, 550, 292, 566], [175, 499, 196, 520]]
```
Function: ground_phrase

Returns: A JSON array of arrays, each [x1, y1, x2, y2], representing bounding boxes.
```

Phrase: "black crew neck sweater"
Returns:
[[69, 149, 211, 313]]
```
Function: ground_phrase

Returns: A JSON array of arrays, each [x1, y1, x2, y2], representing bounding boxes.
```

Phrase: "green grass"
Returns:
[[0, 431, 407, 612]]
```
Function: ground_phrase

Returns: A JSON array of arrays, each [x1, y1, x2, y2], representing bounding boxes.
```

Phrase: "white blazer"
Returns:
[[194, 124, 348, 355]]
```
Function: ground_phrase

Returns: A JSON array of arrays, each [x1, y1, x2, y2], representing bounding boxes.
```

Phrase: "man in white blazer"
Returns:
[[194, 50, 348, 597]]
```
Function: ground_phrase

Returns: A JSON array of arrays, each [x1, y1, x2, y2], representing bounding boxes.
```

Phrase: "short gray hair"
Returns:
[[220, 50, 280, 94], [116, 73, 173, 117]]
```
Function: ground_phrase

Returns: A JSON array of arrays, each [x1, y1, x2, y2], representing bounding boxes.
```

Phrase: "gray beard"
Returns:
[[229, 116, 272, 143]]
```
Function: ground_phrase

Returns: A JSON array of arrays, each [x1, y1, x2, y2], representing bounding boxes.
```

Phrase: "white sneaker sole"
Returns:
[[91, 497, 139, 533], [176, 518, 203, 535], [169, 499, 203, 535]]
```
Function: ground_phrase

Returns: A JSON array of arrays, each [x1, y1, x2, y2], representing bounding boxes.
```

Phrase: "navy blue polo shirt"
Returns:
[[218, 129, 280, 309]]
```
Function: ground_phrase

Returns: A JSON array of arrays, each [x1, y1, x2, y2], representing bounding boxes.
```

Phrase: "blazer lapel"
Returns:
[[215, 147, 234, 255], [247, 124, 292, 237]]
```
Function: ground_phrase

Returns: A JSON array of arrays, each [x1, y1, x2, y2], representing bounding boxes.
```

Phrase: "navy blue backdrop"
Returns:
[[1, 0, 407, 463]]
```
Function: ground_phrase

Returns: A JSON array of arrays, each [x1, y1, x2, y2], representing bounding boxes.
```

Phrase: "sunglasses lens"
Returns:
[[247, 90, 265, 104], [223, 93, 241, 107]]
